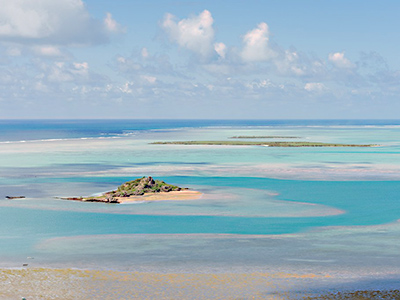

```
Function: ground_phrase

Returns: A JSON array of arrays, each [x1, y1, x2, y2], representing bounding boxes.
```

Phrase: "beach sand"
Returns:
[[1, 267, 399, 299], [0, 267, 327, 299], [116, 190, 202, 203]]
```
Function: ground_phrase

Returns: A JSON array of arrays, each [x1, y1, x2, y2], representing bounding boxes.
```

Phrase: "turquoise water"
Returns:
[[2, 178, 399, 254], [1, 120, 400, 273]]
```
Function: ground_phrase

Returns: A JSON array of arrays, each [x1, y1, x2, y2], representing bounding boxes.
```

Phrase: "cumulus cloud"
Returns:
[[72, 62, 89, 75], [241, 22, 276, 62], [214, 42, 227, 59], [0, 0, 121, 46], [46, 62, 74, 82], [161, 10, 215, 57], [45, 61, 89, 82], [328, 52, 356, 69], [274, 50, 328, 80], [104, 12, 123, 33], [275, 50, 305, 76]]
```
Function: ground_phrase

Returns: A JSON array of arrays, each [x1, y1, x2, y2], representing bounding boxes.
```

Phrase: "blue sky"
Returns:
[[1, 0, 399, 119]]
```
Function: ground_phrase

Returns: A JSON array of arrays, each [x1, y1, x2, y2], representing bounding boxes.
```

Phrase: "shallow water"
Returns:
[[1, 120, 400, 294]]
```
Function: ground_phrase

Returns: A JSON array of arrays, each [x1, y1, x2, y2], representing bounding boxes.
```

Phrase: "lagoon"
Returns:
[[1, 120, 400, 298]]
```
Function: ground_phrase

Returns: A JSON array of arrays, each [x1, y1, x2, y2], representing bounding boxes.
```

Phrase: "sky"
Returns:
[[0, 0, 399, 119]]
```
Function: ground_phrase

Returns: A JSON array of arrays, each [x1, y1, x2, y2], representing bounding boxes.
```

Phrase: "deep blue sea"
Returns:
[[1, 119, 400, 274], [1, 119, 400, 142]]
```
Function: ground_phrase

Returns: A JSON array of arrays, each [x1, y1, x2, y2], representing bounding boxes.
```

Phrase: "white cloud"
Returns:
[[0, 0, 51, 39], [47, 62, 74, 82], [275, 50, 305, 76], [141, 75, 157, 84], [37, 61, 90, 83], [274, 50, 328, 79], [246, 79, 274, 90], [214, 42, 227, 59], [241, 22, 276, 62], [304, 82, 326, 92], [72, 62, 89, 76], [328, 52, 356, 69], [32, 46, 63, 57], [120, 82, 133, 94], [162, 10, 215, 57], [0, 0, 121, 46], [104, 12, 122, 33], [117, 56, 126, 64]]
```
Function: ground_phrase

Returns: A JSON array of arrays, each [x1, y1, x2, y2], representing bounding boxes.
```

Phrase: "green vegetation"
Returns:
[[112, 176, 182, 197], [230, 136, 299, 139], [151, 141, 377, 147]]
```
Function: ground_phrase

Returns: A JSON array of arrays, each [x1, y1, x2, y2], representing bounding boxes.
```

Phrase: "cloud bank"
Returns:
[[0, 0, 121, 46]]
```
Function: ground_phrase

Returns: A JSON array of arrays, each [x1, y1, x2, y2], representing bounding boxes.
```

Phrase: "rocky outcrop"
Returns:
[[108, 176, 184, 198]]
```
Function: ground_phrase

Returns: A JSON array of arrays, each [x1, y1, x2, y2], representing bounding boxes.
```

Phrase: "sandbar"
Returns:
[[116, 190, 202, 203]]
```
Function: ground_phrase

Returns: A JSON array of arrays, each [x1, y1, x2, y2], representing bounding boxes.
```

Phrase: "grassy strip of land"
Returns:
[[151, 141, 377, 147], [230, 136, 300, 139]]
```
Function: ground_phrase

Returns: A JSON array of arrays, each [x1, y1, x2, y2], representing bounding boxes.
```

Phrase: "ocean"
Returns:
[[1, 119, 400, 297]]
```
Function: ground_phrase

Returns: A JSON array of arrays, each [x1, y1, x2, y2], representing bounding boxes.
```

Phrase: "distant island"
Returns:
[[151, 141, 378, 147], [230, 136, 300, 139], [60, 176, 201, 204]]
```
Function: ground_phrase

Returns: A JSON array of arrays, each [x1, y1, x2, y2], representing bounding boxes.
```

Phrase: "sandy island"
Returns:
[[62, 176, 202, 204]]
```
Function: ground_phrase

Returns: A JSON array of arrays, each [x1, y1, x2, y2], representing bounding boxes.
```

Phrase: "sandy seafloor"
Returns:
[[1, 120, 400, 299]]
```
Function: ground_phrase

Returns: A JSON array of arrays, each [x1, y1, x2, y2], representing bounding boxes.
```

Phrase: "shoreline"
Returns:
[[60, 190, 203, 204], [1, 266, 399, 299], [117, 190, 203, 203]]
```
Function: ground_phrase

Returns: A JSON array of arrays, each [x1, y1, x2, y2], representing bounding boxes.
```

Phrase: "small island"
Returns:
[[151, 141, 378, 147], [60, 176, 201, 204]]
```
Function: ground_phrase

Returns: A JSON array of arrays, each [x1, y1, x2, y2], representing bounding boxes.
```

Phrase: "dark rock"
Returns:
[[65, 197, 83, 201], [161, 185, 172, 192], [106, 195, 115, 203]]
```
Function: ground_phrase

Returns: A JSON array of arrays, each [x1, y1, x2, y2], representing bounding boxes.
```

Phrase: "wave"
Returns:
[[0, 129, 140, 144], [0, 136, 123, 144]]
